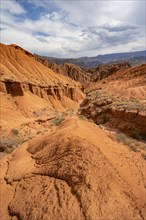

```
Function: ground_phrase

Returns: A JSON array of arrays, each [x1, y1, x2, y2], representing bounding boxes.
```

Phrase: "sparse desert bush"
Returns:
[[130, 146, 138, 152], [5, 147, 14, 154], [0, 140, 14, 152], [78, 114, 87, 120], [116, 133, 134, 147], [116, 133, 138, 152], [116, 133, 128, 143], [0, 138, 26, 154], [11, 128, 19, 135], [52, 116, 64, 126], [131, 128, 142, 140], [102, 115, 110, 124]]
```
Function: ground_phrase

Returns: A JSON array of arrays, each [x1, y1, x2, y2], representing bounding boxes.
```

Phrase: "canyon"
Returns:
[[0, 43, 146, 220]]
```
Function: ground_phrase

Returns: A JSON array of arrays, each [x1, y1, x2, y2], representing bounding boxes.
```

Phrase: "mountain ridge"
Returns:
[[40, 50, 146, 68]]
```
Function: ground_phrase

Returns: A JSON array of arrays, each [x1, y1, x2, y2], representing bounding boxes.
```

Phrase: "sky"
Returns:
[[0, 0, 145, 58]]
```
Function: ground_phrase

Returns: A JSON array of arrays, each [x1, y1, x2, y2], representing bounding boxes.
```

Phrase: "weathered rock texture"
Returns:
[[61, 63, 91, 84], [40, 59, 93, 84], [79, 89, 146, 135], [0, 117, 145, 220], [0, 43, 84, 112], [87, 61, 131, 81], [88, 64, 146, 100], [40, 59, 131, 85]]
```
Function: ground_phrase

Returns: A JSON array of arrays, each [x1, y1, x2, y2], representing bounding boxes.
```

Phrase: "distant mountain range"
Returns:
[[40, 50, 146, 68]]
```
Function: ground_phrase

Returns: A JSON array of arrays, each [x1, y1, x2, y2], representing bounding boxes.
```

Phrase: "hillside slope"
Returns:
[[88, 64, 146, 100], [0, 43, 84, 123], [36, 56, 93, 84], [1, 117, 145, 220]]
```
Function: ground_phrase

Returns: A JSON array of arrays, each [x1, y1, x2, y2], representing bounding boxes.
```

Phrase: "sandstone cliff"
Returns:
[[87, 61, 131, 81], [61, 62, 91, 84], [88, 64, 146, 100], [40, 58, 93, 84], [0, 43, 84, 115], [79, 89, 146, 136]]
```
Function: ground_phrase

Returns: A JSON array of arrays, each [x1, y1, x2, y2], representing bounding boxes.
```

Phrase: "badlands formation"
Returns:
[[0, 43, 146, 220]]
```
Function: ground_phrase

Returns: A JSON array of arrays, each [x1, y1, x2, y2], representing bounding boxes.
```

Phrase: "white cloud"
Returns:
[[0, 0, 145, 57], [1, 0, 26, 15]]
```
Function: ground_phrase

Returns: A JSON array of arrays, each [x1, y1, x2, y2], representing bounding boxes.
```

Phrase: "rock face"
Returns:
[[37, 57, 131, 86], [61, 63, 92, 84], [79, 89, 146, 136], [87, 62, 131, 81], [1, 117, 145, 220], [87, 64, 146, 100], [0, 43, 84, 112], [40, 59, 93, 84]]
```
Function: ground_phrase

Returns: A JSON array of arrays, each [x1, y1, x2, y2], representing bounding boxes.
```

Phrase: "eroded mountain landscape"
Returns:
[[0, 42, 146, 220], [0, 0, 146, 219]]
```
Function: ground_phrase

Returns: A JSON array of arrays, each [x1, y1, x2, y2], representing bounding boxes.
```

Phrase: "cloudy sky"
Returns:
[[1, 0, 145, 57]]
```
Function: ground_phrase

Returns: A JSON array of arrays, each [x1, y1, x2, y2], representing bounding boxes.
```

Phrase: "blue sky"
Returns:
[[0, 0, 145, 57]]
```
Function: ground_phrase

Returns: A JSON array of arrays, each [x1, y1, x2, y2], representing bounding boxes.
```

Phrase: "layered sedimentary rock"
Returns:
[[61, 63, 92, 84], [40, 59, 93, 84], [39, 59, 131, 85], [87, 63, 146, 100], [0, 43, 84, 110], [87, 61, 131, 81], [0, 80, 83, 103], [79, 89, 146, 135]]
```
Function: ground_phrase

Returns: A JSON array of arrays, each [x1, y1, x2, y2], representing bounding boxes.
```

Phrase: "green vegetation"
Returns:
[[131, 128, 142, 140], [88, 89, 146, 112], [0, 138, 26, 154], [102, 115, 110, 123], [11, 128, 19, 135], [116, 133, 138, 152], [52, 116, 65, 126], [78, 114, 87, 120]]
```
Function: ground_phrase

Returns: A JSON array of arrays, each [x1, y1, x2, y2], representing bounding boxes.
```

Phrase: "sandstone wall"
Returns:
[[79, 90, 146, 136], [0, 80, 83, 103]]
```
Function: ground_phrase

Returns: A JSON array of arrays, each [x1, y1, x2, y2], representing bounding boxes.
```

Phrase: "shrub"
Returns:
[[130, 146, 138, 152], [131, 128, 142, 140], [5, 147, 14, 154], [52, 116, 64, 126], [116, 133, 138, 152], [11, 128, 19, 135], [78, 114, 87, 120], [102, 115, 110, 124], [116, 133, 128, 143]]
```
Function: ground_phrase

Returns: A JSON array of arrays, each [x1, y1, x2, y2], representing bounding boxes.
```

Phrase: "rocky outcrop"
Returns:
[[0, 43, 85, 112], [44, 61, 131, 84], [5, 81, 24, 96], [79, 89, 146, 136], [39, 59, 93, 84], [35, 55, 131, 85], [10, 44, 34, 58], [87, 61, 131, 81], [61, 63, 92, 84], [0, 80, 83, 103], [0, 118, 145, 220], [43, 59, 63, 74]]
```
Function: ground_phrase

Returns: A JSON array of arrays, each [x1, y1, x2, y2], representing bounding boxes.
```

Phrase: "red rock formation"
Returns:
[[61, 63, 92, 84], [0, 117, 145, 219], [0, 43, 84, 110], [87, 61, 131, 81], [79, 89, 146, 135]]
